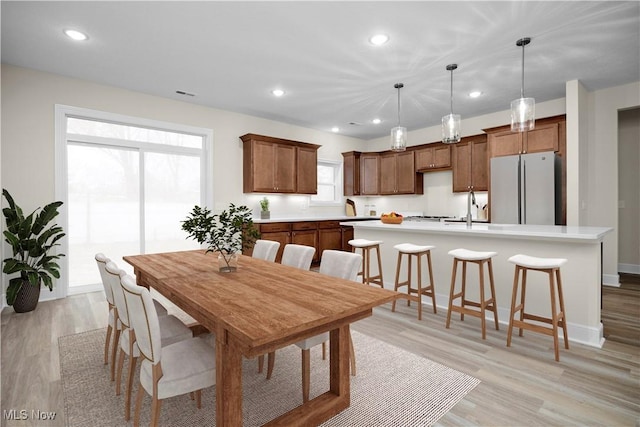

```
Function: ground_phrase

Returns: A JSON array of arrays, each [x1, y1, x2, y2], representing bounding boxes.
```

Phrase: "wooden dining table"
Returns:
[[123, 249, 398, 426]]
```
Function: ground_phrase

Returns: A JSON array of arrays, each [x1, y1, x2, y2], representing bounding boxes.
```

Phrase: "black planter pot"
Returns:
[[13, 280, 41, 313]]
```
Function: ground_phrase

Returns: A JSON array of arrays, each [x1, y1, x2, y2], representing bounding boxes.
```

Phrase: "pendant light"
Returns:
[[442, 64, 461, 144], [390, 83, 407, 152], [511, 37, 535, 132]]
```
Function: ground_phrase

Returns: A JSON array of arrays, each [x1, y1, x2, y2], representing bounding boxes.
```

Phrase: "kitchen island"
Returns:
[[343, 220, 612, 348]]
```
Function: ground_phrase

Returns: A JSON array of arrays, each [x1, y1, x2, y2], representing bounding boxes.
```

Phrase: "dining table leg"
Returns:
[[216, 326, 243, 426]]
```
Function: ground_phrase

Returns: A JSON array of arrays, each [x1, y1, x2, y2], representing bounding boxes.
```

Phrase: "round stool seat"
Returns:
[[348, 239, 383, 248], [394, 243, 435, 253], [508, 254, 567, 269], [448, 248, 497, 261]]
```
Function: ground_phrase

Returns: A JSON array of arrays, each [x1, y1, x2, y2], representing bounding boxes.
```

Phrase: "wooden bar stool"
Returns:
[[445, 248, 499, 339], [348, 239, 384, 287], [391, 243, 437, 320], [506, 254, 569, 362]]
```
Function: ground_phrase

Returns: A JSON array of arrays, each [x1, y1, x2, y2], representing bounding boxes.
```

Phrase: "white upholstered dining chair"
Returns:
[[262, 244, 317, 378], [270, 249, 362, 402], [96, 253, 169, 381], [251, 239, 280, 262], [121, 274, 216, 427], [105, 261, 192, 421], [280, 244, 316, 270]]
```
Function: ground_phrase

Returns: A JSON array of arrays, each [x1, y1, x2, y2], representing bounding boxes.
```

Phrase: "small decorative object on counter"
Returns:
[[380, 211, 403, 224], [260, 197, 270, 219], [369, 204, 377, 216], [181, 203, 260, 272]]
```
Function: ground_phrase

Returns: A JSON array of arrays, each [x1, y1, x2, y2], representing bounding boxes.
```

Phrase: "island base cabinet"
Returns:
[[349, 224, 607, 348]]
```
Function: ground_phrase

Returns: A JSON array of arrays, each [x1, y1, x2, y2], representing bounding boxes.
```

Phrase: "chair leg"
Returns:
[[406, 255, 412, 306], [301, 349, 311, 403], [150, 396, 162, 427], [416, 254, 423, 320], [488, 259, 499, 330], [507, 266, 521, 347], [460, 261, 467, 321], [478, 261, 487, 340], [549, 270, 560, 362], [134, 380, 144, 427], [194, 390, 202, 409], [556, 268, 569, 349], [267, 351, 275, 379], [116, 348, 125, 395], [427, 251, 437, 314], [375, 245, 384, 288], [392, 252, 403, 312], [125, 355, 137, 420], [322, 342, 327, 360], [446, 259, 458, 329], [104, 324, 112, 365], [258, 354, 264, 373], [519, 269, 528, 337], [111, 329, 120, 381]]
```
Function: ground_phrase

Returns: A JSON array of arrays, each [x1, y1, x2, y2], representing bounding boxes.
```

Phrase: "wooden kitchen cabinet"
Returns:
[[452, 134, 488, 192], [318, 221, 342, 258], [486, 117, 562, 158], [291, 222, 319, 262], [342, 151, 361, 196], [415, 143, 451, 171], [256, 222, 291, 262], [241, 133, 320, 194], [379, 150, 422, 195], [360, 153, 380, 195]]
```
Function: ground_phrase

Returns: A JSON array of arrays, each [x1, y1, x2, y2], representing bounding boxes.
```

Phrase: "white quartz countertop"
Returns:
[[253, 215, 377, 224], [341, 220, 613, 243]]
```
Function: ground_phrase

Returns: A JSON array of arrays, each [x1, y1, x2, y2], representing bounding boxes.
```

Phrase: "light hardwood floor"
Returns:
[[1, 285, 639, 427]]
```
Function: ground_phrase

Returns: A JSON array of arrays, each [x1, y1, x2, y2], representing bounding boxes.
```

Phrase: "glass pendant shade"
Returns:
[[390, 83, 406, 152], [510, 97, 535, 132], [442, 113, 461, 143], [511, 37, 535, 132], [442, 64, 461, 144], [391, 126, 407, 151]]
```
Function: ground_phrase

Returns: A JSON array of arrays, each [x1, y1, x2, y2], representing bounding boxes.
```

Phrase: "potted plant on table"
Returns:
[[181, 203, 260, 272], [2, 189, 65, 312], [260, 197, 270, 219]]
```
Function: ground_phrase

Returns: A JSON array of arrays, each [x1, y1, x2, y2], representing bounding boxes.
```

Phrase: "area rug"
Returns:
[[60, 328, 479, 426]]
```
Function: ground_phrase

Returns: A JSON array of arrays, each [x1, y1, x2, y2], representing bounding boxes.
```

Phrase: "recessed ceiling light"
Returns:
[[372, 118, 382, 125], [469, 91, 483, 98], [64, 29, 88, 41], [369, 34, 389, 46], [271, 89, 285, 97], [331, 127, 340, 133]]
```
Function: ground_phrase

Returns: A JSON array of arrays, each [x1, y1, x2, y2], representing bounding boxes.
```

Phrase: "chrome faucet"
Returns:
[[467, 188, 476, 228]]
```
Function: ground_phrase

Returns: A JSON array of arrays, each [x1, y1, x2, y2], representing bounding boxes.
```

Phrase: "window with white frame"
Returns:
[[310, 159, 343, 205], [55, 106, 212, 295]]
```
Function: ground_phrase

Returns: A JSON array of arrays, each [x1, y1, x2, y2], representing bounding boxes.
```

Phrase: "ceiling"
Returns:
[[2, 1, 639, 140]]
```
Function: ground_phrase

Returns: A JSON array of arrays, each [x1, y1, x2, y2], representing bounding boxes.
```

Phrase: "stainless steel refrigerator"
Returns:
[[490, 151, 560, 225]]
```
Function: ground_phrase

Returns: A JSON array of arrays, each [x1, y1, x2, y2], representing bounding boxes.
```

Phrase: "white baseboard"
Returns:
[[618, 263, 640, 275], [603, 273, 620, 287]]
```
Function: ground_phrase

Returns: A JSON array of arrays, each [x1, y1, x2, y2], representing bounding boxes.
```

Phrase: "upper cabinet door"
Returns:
[[396, 151, 417, 193], [524, 122, 559, 154], [379, 153, 397, 195], [488, 130, 522, 157], [415, 144, 451, 171], [241, 134, 319, 194], [296, 146, 318, 194], [360, 153, 380, 195]]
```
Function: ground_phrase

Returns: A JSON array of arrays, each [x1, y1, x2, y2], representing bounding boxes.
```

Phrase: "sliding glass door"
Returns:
[[57, 106, 212, 295]]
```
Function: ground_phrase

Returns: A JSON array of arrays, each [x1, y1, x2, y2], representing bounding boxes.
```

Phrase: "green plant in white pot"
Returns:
[[2, 189, 65, 312], [181, 203, 260, 272]]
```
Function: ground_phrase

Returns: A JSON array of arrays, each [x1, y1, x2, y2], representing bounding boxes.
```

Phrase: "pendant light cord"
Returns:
[[450, 69, 454, 114], [521, 42, 526, 98], [396, 85, 401, 126]]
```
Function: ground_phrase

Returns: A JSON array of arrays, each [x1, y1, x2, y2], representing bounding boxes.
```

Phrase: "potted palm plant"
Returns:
[[182, 203, 260, 272], [2, 189, 65, 312]]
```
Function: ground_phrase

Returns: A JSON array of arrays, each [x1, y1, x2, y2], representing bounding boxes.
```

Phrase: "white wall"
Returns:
[[587, 82, 640, 285], [618, 108, 640, 273]]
